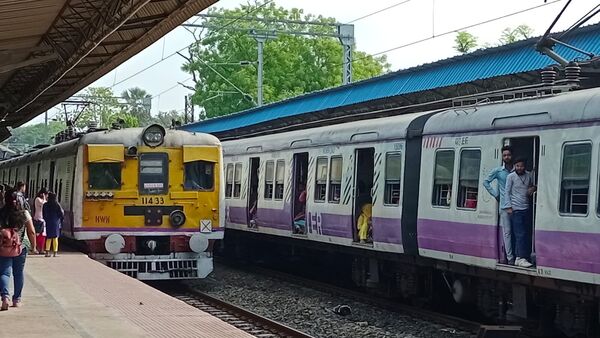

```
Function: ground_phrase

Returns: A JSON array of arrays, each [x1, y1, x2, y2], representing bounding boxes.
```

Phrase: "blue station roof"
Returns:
[[182, 23, 600, 134]]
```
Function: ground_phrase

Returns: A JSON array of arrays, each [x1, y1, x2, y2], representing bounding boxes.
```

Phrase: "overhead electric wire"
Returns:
[[346, 0, 411, 24], [558, 3, 600, 39], [110, 0, 275, 89], [336, 0, 562, 67]]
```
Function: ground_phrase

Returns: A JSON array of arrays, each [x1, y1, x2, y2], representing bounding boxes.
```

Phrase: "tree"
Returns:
[[3, 121, 65, 149], [499, 25, 534, 45], [121, 87, 153, 126], [454, 31, 478, 54], [181, 1, 390, 118], [76, 87, 138, 128], [155, 110, 184, 127]]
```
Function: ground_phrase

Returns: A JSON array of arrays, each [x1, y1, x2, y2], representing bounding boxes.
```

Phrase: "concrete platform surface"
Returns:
[[0, 252, 252, 338]]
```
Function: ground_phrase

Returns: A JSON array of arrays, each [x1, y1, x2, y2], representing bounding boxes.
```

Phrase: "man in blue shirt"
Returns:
[[483, 146, 514, 264]]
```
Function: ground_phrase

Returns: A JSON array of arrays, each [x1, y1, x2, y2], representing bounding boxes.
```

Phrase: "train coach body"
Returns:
[[0, 126, 224, 280], [222, 86, 600, 288]]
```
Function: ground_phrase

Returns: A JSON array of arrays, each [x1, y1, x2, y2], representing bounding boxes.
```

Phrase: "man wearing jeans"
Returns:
[[503, 157, 536, 268], [483, 146, 514, 264]]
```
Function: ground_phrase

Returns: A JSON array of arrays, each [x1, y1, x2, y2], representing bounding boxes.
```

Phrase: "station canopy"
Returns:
[[0, 0, 216, 141]]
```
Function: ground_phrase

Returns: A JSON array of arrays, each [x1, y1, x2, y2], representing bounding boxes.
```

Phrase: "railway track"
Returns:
[[168, 287, 314, 338], [215, 260, 522, 337]]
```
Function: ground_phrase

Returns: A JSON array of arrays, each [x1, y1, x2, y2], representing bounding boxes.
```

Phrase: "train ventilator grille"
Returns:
[[107, 259, 199, 279]]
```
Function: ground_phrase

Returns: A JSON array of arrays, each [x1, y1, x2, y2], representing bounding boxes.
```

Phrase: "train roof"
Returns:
[[0, 127, 219, 167], [223, 112, 424, 155], [423, 86, 600, 136]]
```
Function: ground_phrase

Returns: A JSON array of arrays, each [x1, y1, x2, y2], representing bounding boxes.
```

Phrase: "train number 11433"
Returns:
[[141, 197, 165, 204]]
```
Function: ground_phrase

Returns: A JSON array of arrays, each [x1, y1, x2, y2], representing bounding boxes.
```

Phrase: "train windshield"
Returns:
[[139, 153, 168, 194], [184, 160, 214, 191], [88, 163, 121, 190]]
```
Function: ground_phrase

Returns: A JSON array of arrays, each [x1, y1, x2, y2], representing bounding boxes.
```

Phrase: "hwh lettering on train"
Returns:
[[96, 215, 110, 223]]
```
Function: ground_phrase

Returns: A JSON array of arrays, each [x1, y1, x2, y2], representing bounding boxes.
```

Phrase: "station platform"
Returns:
[[1, 251, 251, 338]]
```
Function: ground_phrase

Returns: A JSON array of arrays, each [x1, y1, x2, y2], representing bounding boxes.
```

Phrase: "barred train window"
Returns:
[[560, 143, 591, 215], [233, 163, 242, 198], [184, 160, 214, 191], [225, 164, 233, 198], [274, 160, 285, 200], [315, 157, 328, 202], [384, 152, 402, 205], [457, 150, 481, 209], [88, 163, 121, 190], [264, 161, 274, 199], [432, 150, 454, 207], [328, 157, 342, 203]]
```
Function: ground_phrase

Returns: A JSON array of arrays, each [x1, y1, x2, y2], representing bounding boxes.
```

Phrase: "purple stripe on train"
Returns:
[[536, 230, 600, 275], [228, 206, 247, 225], [417, 218, 497, 259], [372, 217, 402, 244], [308, 212, 353, 238]]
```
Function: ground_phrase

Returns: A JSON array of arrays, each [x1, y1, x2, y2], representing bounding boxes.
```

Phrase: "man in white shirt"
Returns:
[[503, 158, 536, 268]]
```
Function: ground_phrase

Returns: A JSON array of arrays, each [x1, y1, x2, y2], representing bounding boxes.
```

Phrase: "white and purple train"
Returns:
[[221, 85, 600, 335]]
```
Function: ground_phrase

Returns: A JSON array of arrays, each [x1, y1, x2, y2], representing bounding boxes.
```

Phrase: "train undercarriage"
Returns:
[[221, 229, 599, 337]]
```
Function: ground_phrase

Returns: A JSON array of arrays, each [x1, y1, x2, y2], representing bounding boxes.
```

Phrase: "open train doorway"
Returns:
[[292, 153, 308, 234], [353, 148, 374, 243], [247, 157, 260, 229], [502, 136, 539, 267]]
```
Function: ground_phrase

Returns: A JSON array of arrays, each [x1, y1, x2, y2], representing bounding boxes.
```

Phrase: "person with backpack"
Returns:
[[42, 192, 63, 257], [0, 189, 36, 310], [33, 188, 48, 255]]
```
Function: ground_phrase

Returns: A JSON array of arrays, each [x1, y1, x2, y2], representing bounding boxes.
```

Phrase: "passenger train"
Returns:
[[0, 124, 224, 280], [222, 85, 600, 335]]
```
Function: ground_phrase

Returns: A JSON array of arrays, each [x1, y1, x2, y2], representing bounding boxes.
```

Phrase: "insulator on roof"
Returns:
[[564, 62, 581, 85], [541, 67, 557, 85]]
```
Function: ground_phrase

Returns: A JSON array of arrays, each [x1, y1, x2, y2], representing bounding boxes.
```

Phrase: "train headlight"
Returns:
[[169, 210, 186, 228], [105, 234, 125, 254], [142, 124, 165, 147], [189, 234, 208, 253]]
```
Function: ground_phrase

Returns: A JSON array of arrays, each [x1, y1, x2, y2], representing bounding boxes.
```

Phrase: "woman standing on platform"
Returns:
[[33, 188, 48, 255], [42, 192, 63, 257], [0, 189, 36, 310]]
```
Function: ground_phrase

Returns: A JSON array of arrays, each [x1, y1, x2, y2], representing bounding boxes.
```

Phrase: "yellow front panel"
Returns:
[[82, 146, 221, 231], [183, 145, 220, 163], [87, 144, 124, 163]]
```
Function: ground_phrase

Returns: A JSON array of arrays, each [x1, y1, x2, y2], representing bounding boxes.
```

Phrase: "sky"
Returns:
[[29, 0, 600, 125]]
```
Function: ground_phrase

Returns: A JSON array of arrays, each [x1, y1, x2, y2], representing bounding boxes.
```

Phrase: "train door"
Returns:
[[353, 148, 374, 243], [25, 165, 30, 199], [247, 157, 260, 228], [503, 136, 539, 265], [291, 153, 308, 234]]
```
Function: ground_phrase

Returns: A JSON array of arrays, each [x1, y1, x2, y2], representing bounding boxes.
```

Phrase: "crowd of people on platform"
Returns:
[[0, 182, 64, 311]]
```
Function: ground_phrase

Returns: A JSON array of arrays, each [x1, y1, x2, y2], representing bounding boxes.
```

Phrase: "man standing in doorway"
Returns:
[[504, 158, 536, 268], [483, 146, 514, 265]]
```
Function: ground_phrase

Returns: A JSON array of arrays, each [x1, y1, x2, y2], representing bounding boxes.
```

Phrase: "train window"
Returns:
[[233, 163, 242, 197], [58, 179, 63, 202], [88, 163, 121, 190], [559, 143, 591, 215], [315, 157, 328, 202], [264, 161, 274, 199], [275, 160, 285, 200], [328, 157, 343, 203], [384, 152, 402, 206], [184, 160, 214, 191], [225, 164, 233, 198], [457, 150, 481, 209], [432, 150, 455, 207], [139, 153, 168, 195]]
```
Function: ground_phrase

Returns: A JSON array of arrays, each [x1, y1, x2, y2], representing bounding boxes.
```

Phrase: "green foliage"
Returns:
[[454, 31, 478, 54], [76, 87, 140, 129], [3, 121, 65, 150], [155, 110, 184, 127], [182, 0, 390, 118], [499, 25, 534, 45], [121, 87, 153, 126]]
